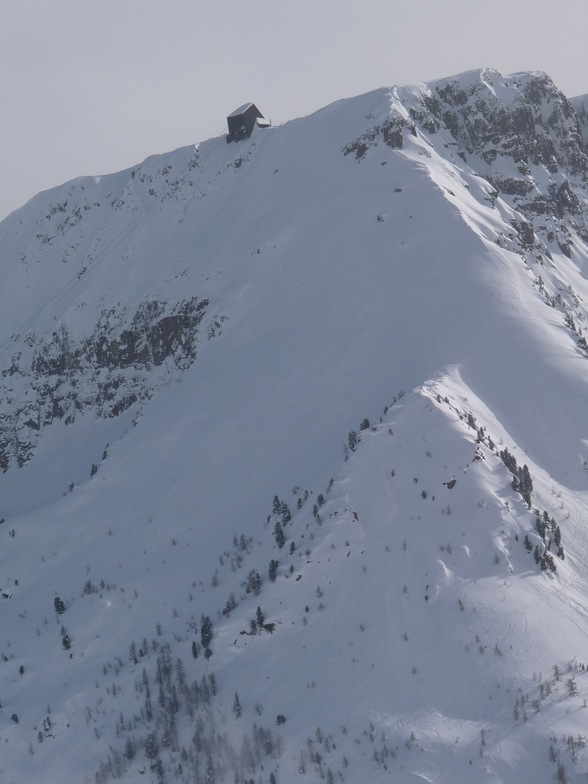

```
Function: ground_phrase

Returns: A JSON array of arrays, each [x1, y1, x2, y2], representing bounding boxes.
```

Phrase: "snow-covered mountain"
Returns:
[[2, 67, 588, 783]]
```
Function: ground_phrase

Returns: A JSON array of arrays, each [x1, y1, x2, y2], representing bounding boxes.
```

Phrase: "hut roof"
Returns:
[[228, 102, 256, 118]]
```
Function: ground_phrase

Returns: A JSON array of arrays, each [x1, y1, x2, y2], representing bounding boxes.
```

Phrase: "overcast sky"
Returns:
[[2, 0, 587, 221]]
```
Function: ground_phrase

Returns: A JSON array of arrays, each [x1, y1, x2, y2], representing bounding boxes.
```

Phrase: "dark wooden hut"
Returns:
[[226, 103, 265, 143]]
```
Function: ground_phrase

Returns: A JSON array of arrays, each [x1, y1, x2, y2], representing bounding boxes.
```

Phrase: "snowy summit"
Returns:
[[1, 67, 588, 783]]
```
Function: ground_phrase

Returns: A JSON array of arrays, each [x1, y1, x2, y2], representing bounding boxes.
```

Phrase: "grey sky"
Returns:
[[2, 0, 587, 221]]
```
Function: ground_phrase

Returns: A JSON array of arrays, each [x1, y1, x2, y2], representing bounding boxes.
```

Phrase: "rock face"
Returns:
[[0, 297, 211, 469], [571, 93, 588, 149], [430, 70, 586, 174], [435, 71, 586, 226], [428, 70, 588, 253], [346, 68, 588, 251]]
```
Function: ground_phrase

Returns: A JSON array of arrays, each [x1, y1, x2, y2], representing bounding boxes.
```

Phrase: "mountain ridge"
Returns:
[[2, 68, 588, 783]]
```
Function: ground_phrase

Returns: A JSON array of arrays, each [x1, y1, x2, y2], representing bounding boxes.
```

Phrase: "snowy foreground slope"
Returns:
[[1, 68, 588, 782]]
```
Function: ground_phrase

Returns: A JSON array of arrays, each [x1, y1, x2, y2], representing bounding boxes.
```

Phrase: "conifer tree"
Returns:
[[274, 521, 286, 549], [200, 615, 213, 649], [246, 569, 262, 596], [348, 430, 359, 452], [54, 597, 66, 615], [268, 559, 279, 581]]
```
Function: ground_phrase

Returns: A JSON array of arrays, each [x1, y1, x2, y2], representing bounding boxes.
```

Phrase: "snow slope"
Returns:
[[1, 68, 588, 783]]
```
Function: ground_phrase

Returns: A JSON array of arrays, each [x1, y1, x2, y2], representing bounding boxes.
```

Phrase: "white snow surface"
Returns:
[[1, 69, 588, 782]]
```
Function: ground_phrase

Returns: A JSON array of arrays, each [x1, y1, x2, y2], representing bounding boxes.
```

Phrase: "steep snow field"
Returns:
[[1, 68, 588, 782]]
